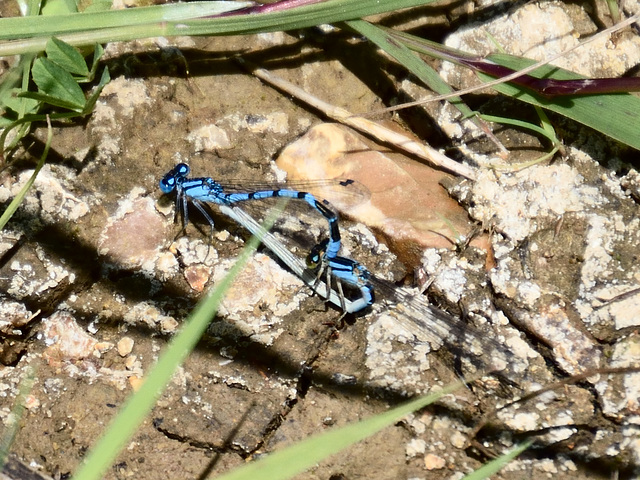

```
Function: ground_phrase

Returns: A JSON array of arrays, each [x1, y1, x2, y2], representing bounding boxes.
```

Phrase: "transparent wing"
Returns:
[[369, 275, 523, 376], [219, 205, 358, 312]]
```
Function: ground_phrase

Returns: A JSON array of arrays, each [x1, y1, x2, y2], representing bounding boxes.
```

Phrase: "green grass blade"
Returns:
[[214, 377, 473, 480], [0, 0, 439, 56], [0, 116, 52, 231], [0, 2, 252, 40], [345, 20, 471, 116], [166, 0, 440, 38], [462, 439, 534, 480], [384, 29, 640, 151], [478, 113, 554, 141], [345, 20, 510, 152], [475, 54, 640, 151], [71, 207, 280, 480], [535, 106, 556, 139], [0, 367, 36, 469]]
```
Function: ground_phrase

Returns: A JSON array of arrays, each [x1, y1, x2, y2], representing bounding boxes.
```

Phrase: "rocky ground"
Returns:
[[1, 1, 640, 479]]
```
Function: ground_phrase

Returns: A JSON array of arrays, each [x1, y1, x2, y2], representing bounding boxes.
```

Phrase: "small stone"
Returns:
[[99, 194, 168, 269], [276, 123, 487, 265], [424, 453, 446, 470], [42, 312, 97, 366], [124, 355, 139, 370], [117, 337, 135, 357], [24, 394, 40, 410], [450, 431, 467, 449], [160, 317, 179, 333], [94, 342, 114, 355], [405, 438, 426, 457], [129, 375, 144, 391], [184, 265, 211, 292], [187, 124, 232, 152]]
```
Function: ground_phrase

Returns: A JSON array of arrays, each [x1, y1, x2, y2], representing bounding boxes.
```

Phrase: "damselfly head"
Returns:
[[306, 239, 330, 269], [159, 163, 191, 193]]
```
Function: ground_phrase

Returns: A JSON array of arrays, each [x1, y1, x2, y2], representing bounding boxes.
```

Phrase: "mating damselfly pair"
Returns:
[[159, 162, 517, 376]]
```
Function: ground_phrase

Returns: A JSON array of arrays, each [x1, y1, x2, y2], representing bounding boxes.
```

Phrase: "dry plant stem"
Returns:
[[594, 286, 640, 308], [370, 12, 640, 115], [469, 366, 640, 443], [240, 58, 477, 180]]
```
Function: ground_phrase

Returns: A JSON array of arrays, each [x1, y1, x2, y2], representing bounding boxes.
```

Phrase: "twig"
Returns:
[[237, 58, 477, 180]]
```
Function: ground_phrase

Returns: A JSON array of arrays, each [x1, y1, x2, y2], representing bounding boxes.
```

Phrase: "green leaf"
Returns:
[[46, 37, 90, 77], [19, 90, 83, 111], [41, 0, 77, 15], [88, 43, 104, 79], [31, 57, 85, 110], [1, 87, 40, 116], [83, 66, 110, 113]]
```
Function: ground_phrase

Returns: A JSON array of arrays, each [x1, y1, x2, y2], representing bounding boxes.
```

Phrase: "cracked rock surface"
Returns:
[[1, 2, 640, 479]]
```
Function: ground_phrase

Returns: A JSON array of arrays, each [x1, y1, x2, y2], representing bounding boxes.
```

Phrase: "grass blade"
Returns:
[[345, 20, 470, 116], [476, 54, 640, 151], [0, 116, 52, 231], [380, 28, 640, 151], [0, 0, 439, 56], [70, 207, 280, 480], [0, 2, 253, 40], [345, 19, 506, 154], [215, 377, 473, 480], [462, 440, 533, 480]]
